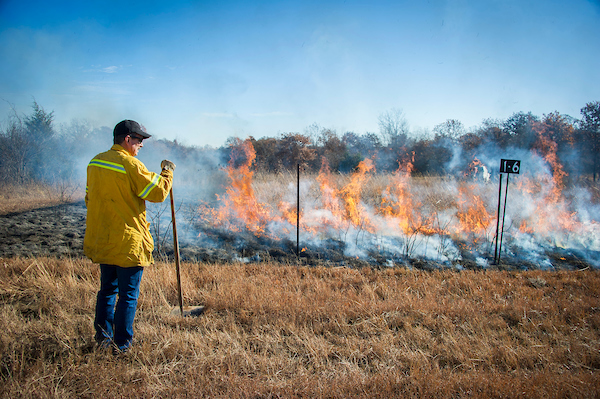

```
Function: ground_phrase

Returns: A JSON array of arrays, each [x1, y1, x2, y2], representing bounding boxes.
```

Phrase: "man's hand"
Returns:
[[161, 160, 176, 172]]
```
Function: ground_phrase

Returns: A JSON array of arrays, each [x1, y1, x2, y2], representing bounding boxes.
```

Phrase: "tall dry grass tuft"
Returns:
[[1, 257, 599, 398]]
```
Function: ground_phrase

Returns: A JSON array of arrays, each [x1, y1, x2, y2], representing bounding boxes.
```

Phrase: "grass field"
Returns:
[[1, 256, 599, 398], [1, 168, 600, 397]]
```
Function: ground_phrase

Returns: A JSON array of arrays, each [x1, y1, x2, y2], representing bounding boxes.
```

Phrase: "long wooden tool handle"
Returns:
[[170, 187, 184, 316]]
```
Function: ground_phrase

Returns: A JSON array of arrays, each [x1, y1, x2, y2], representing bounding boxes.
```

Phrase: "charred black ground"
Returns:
[[0, 202, 595, 271], [0, 202, 86, 259]]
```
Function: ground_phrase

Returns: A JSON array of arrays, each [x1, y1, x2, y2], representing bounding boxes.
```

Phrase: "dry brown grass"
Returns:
[[0, 183, 84, 215], [252, 171, 462, 215], [1, 256, 599, 398]]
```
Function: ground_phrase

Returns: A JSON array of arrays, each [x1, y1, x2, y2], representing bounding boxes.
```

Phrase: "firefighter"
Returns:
[[84, 119, 175, 353]]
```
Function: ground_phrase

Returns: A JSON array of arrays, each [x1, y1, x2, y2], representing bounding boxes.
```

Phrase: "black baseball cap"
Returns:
[[113, 120, 152, 139]]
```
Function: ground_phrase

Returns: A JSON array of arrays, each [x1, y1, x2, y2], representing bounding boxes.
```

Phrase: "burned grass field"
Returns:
[[164, 138, 600, 271], [1, 257, 600, 398]]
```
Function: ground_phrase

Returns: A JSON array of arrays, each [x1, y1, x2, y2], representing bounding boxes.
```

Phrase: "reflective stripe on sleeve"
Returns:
[[89, 159, 127, 174], [138, 173, 162, 199]]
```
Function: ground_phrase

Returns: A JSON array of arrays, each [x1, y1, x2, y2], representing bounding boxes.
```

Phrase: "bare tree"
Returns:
[[433, 119, 465, 141], [303, 122, 322, 147], [378, 108, 409, 148]]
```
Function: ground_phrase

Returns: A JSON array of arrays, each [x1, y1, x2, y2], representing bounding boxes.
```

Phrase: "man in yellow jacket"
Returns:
[[84, 119, 175, 353]]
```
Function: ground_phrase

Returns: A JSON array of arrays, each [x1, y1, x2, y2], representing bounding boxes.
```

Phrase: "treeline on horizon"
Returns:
[[1, 101, 599, 188]]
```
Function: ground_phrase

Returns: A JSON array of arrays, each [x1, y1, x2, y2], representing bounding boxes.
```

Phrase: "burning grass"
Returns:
[[1, 257, 599, 398], [185, 139, 600, 269]]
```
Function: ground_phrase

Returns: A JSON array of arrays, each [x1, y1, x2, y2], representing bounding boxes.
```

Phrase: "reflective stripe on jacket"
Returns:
[[84, 144, 173, 267]]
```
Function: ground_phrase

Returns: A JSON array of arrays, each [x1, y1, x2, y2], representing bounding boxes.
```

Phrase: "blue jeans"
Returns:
[[94, 264, 144, 351]]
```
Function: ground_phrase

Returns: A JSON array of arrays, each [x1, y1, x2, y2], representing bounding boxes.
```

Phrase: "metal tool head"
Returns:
[[170, 305, 205, 317]]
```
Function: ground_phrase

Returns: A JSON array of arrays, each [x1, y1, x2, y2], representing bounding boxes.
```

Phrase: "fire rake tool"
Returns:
[[169, 187, 204, 317]]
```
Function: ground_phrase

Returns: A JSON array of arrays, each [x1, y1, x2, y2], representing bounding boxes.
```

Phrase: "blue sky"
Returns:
[[1, 0, 599, 147]]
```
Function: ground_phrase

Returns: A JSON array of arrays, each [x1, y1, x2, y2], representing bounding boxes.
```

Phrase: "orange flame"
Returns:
[[455, 183, 493, 242], [312, 157, 377, 233], [379, 154, 436, 235], [315, 157, 347, 230], [202, 138, 275, 236], [338, 158, 376, 233]]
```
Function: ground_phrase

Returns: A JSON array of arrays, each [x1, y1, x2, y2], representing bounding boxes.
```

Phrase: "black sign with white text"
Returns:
[[500, 159, 521, 174]]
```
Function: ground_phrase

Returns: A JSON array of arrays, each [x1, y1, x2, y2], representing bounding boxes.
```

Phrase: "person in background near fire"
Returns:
[[84, 119, 176, 353]]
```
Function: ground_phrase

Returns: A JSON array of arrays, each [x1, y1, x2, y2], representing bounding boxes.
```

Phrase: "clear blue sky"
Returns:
[[1, 0, 599, 147]]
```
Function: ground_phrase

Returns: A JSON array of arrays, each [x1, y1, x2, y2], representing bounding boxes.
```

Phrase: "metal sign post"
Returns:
[[297, 163, 300, 256], [494, 159, 520, 264]]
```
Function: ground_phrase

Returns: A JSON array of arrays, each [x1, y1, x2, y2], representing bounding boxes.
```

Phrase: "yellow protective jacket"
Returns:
[[84, 144, 173, 267]]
